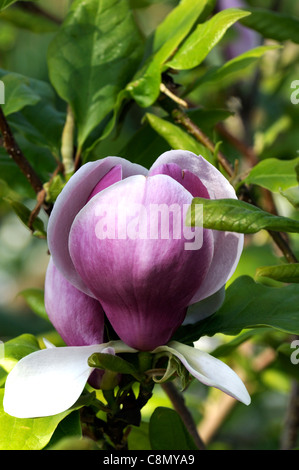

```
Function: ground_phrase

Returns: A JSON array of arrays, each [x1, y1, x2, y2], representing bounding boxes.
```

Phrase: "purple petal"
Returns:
[[87, 164, 122, 202], [69, 174, 213, 351], [149, 162, 210, 198], [150, 150, 244, 302], [45, 257, 105, 346], [47, 157, 147, 296]]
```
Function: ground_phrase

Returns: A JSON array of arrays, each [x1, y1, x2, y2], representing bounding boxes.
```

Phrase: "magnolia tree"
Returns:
[[0, 0, 299, 452]]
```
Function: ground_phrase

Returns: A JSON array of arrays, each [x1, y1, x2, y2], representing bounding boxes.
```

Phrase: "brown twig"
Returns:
[[161, 382, 206, 450]]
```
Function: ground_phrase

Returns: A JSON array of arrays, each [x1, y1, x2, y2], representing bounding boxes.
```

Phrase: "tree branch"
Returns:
[[161, 382, 206, 450]]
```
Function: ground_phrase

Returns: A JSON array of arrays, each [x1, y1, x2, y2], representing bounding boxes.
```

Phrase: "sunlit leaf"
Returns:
[[167, 8, 250, 70]]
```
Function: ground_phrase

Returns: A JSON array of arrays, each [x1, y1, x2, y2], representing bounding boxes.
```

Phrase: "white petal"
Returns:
[[153, 341, 251, 405], [3, 344, 104, 418]]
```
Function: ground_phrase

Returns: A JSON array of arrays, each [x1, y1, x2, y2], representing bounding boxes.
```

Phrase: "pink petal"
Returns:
[[69, 174, 213, 350], [47, 157, 147, 296], [150, 150, 244, 302], [45, 257, 105, 347], [149, 162, 210, 199]]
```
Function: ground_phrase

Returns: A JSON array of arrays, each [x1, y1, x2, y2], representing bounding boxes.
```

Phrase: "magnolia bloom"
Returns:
[[46, 149, 243, 351], [3, 150, 250, 418]]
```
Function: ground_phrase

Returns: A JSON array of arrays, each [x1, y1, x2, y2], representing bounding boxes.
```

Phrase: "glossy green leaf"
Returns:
[[145, 113, 213, 162], [149, 407, 197, 450], [167, 8, 251, 70], [244, 157, 299, 192], [255, 263, 299, 284], [88, 352, 143, 381], [48, 0, 143, 150], [128, 0, 214, 107], [240, 8, 299, 44], [19, 289, 49, 322], [189, 197, 299, 234], [176, 276, 299, 343]]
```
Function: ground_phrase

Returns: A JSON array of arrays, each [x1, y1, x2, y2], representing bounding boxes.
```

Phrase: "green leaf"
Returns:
[[189, 197, 299, 234], [48, 0, 143, 150], [240, 8, 299, 44], [1, 74, 40, 116], [244, 157, 299, 193], [255, 263, 299, 284], [128, 0, 214, 107], [0, 334, 40, 376], [4, 197, 47, 237], [149, 407, 197, 450], [88, 352, 143, 381], [145, 113, 213, 162], [18, 289, 49, 322], [0, 389, 93, 450], [176, 276, 299, 343], [167, 8, 251, 70], [186, 45, 281, 94], [0, 0, 36, 11]]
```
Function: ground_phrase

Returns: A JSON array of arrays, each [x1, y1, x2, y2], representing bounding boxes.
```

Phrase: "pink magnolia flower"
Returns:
[[46, 150, 243, 351], [3, 150, 250, 419]]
